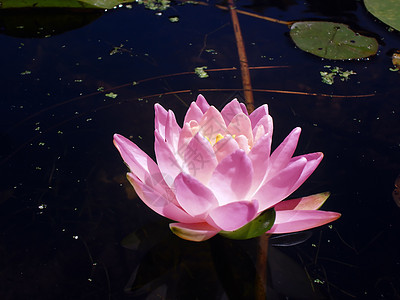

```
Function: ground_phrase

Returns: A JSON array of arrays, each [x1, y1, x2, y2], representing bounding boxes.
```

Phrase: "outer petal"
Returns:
[[226, 113, 253, 146], [274, 192, 331, 211], [213, 135, 239, 163], [289, 152, 324, 194], [267, 210, 341, 234], [154, 130, 183, 187], [174, 172, 218, 218], [169, 222, 219, 242], [268, 127, 301, 178], [114, 134, 161, 186], [198, 106, 227, 143], [221, 99, 243, 126], [249, 104, 269, 128], [183, 132, 218, 185], [165, 110, 181, 152], [209, 150, 253, 205], [254, 156, 308, 212], [255, 153, 323, 212], [154, 104, 168, 139], [184, 102, 204, 124], [127, 173, 196, 223], [247, 133, 272, 196], [196, 94, 210, 113], [206, 200, 259, 231]]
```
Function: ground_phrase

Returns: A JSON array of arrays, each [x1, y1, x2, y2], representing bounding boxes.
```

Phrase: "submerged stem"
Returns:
[[255, 234, 270, 300], [228, 0, 254, 113]]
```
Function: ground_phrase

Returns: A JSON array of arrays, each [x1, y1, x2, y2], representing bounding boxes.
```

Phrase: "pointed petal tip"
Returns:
[[268, 210, 341, 234], [274, 191, 332, 211], [169, 222, 219, 242]]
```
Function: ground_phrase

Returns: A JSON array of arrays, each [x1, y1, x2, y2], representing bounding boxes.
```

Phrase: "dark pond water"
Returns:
[[1, 0, 399, 299]]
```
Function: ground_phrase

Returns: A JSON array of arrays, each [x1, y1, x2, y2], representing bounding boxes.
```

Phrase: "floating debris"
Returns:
[[105, 92, 118, 98], [320, 65, 356, 85], [194, 66, 209, 78], [168, 16, 179, 23]]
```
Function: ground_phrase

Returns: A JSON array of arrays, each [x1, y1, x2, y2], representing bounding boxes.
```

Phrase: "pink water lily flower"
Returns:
[[114, 95, 340, 241]]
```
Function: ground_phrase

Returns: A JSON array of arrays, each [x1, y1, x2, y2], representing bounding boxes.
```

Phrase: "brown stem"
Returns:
[[255, 234, 270, 300], [228, 0, 254, 113]]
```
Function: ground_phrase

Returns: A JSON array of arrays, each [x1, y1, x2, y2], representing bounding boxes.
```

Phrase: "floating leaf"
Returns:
[[290, 21, 378, 60], [0, 0, 132, 9], [219, 208, 275, 240], [364, 0, 400, 32]]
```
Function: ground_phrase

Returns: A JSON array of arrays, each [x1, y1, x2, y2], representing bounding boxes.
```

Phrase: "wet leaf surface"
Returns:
[[290, 21, 378, 60], [364, 0, 400, 32], [0, 0, 132, 9]]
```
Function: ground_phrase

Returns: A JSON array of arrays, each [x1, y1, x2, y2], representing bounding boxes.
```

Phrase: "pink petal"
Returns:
[[267, 210, 341, 234], [184, 101, 204, 124], [275, 192, 331, 211], [289, 152, 324, 193], [247, 133, 272, 196], [113, 134, 160, 185], [268, 127, 301, 178], [174, 172, 218, 218], [169, 222, 219, 242], [253, 123, 266, 143], [213, 135, 239, 162], [165, 110, 180, 152], [177, 122, 195, 159], [209, 150, 253, 205], [226, 113, 253, 146], [254, 156, 308, 212], [240, 102, 248, 115], [206, 200, 259, 231], [249, 104, 269, 129], [234, 135, 250, 153], [196, 94, 210, 113], [183, 132, 218, 185], [127, 173, 196, 223], [154, 104, 168, 139], [198, 106, 227, 143], [154, 130, 182, 186], [253, 115, 273, 141], [221, 99, 244, 126]]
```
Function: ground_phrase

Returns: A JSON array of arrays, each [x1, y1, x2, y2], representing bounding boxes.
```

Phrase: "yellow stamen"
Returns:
[[215, 134, 224, 143]]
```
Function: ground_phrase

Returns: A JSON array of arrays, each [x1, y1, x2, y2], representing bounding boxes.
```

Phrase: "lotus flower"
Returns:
[[114, 95, 340, 241]]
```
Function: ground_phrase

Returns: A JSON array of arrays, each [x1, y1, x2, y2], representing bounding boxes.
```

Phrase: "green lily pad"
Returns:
[[290, 21, 378, 60], [0, 0, 132, 9], [364, 0, 400, 32], [219, 208, 275, 240]]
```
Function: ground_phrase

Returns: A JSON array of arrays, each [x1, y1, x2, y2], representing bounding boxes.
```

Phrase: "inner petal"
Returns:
[[198, 106, 227, 144], [213, 135, 239, 162], [226, 113, 253, 147]]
